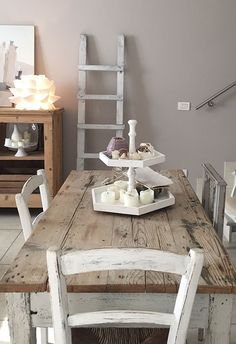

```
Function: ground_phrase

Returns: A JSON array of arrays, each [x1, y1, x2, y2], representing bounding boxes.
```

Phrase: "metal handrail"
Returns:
[[196, 80, 236, 110]]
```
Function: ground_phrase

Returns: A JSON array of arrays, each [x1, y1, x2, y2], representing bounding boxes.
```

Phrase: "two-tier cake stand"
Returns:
[[92, 120, 175, 215]]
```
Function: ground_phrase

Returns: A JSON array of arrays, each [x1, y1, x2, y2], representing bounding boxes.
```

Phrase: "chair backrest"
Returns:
[[47, 247, 204, 344], [202, 163, 226, 240], [224, 162, 236, 198], [15, 169, 52, 241]]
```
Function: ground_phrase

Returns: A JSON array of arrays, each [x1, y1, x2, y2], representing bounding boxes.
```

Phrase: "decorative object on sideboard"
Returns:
[[4, 122, 39, 157], [9, 74, 60, 110]]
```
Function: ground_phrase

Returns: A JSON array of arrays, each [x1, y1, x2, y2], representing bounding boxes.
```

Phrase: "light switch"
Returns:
[[177, 102, 191, 111]]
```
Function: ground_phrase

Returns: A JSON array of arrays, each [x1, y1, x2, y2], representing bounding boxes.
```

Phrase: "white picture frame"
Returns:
[[0, 25, 34, 107]]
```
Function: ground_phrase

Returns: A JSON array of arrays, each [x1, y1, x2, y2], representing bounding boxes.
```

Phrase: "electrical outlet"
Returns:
[[177, 102, 191, 111]]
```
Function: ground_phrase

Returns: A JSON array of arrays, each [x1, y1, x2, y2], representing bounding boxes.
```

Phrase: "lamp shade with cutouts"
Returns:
[[9, 75, 60, 110]]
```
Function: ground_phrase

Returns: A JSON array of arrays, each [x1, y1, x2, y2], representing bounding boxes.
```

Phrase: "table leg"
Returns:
[[6, 293, 36, 344], [205, 294, 233, 344]]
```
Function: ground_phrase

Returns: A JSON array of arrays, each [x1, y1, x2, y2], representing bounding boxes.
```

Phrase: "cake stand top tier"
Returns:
[[99, 119, 166, 168]]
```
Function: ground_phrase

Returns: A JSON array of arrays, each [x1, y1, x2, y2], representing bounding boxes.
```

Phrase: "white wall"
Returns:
[[1, 0, 236, 185]]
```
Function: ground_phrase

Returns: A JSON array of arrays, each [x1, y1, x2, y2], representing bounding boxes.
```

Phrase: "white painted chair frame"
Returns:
[[224, 162, 236, 242], [15, 169, 52, 344], [15, 169, 52, 241], [202, 163, 227, 240], [47, 247, 204, 344]]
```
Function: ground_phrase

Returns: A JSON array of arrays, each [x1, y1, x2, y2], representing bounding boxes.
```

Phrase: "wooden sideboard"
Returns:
[[0, 108, 63, 207]]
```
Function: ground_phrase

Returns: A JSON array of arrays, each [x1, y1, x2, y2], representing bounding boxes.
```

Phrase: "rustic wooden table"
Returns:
[[0, 170, 235, 344]]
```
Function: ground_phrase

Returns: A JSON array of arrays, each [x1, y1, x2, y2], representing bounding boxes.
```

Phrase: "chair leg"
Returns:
[[37, 327, 48, 344]]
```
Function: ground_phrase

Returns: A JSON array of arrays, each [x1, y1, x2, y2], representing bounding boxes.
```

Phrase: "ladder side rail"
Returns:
[[77, 34, 87, 170], [116, 34, 125, 137]]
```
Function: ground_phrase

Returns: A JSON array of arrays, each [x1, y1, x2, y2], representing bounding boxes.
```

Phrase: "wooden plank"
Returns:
[[81, 153, 99, 159], [52, 110, 63, 195], [62, 171, 113, 292], [142, 211, 181, 293], [166, 170, 236, 294], [107, 213, 146, 292], [77, 123, 125, 130], [79, 65, 123, 72], [0, 151, 44, 160], [0, 193, 41, 208], [0, 174, 32, 181], [43, 119, 53, 196], [0, 171, 93, 292], [78, 94, 123, 101]]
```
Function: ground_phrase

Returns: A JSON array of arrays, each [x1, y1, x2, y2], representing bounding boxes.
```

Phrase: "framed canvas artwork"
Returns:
[[0, 25, 34, 107]]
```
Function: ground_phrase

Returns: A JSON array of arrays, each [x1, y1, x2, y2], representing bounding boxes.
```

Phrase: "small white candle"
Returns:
[[114, 180, 128, 191], [4, 138, 11, 147], [119, 189, 126, 203], [140, 189, 154, 205], [107, 185, 120, 200], [124, 189, 139, 207], [101, 190, 116, 204]]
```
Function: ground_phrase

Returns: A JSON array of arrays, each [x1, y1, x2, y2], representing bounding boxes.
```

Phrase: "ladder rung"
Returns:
[[77, 124, 125, 130], [78, 94, 123, 101], [79, 65, 123, 72], [80, 153, 99, 159]]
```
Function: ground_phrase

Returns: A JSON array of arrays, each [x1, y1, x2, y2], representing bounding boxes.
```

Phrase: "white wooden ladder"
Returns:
[[77, 34, 125, 170]]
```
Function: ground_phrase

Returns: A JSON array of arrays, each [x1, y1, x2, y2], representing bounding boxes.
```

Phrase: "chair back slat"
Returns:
[[61, 248, 190, 276]]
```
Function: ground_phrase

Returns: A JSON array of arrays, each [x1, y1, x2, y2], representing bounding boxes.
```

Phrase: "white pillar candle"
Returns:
[[107, 185, 120, 200], [140, 189, 154, 205], [101, 190, 116, 204], [114, 180, 128, 191], [124, 189, 139, 207], [119, 189, 126, 203]]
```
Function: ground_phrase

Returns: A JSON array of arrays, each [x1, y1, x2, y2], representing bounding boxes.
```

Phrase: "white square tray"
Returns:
[[99, 151, 166, 168], [92, 185, 175, 216]]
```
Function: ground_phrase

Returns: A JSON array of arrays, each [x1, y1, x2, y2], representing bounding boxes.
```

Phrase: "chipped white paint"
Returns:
[[47, 247, 204, 344], [205, 294, 233, 344], [6, 293, 36, 344]]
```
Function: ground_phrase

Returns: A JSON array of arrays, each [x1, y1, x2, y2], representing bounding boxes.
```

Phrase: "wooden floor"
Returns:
[[0, 208, 235, 344]]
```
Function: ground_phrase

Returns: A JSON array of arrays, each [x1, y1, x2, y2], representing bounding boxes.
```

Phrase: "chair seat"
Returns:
[[72, 328, 169, 344], [225, 196, 236, 221]]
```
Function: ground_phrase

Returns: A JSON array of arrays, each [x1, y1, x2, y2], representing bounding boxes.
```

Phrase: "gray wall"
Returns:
[[1, 0, 236, 186]]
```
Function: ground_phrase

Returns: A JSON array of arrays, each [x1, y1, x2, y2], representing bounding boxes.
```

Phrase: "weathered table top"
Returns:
[[0, 170, 236, 294]]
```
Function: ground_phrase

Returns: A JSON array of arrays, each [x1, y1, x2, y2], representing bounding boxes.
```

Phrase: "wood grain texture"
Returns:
[[0, 169, 236, 295]]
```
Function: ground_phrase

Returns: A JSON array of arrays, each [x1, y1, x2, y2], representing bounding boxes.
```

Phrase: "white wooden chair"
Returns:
[[224, 162, 236, 242], [47, 247, 204, 344], [15, 169, 52, 241], [202, 163, 227, 240], [15, 169, 52, 344]]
